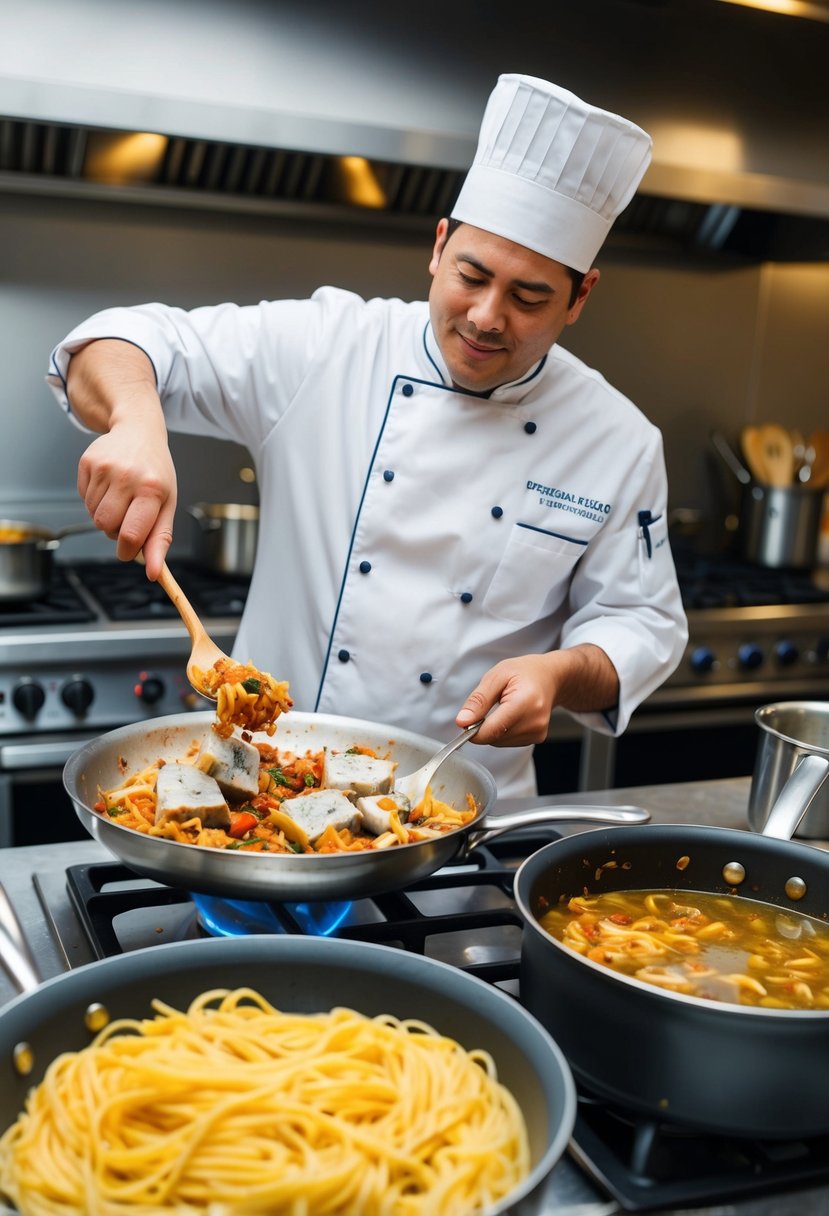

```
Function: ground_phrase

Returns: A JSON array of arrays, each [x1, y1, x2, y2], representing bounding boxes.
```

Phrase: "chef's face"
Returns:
[[428, 219, 599, 394]]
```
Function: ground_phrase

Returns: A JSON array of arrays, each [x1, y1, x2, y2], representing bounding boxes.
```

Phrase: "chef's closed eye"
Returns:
[[483, 523, 587, 624]]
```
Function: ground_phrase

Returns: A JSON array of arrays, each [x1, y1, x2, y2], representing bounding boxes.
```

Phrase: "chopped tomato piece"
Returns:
[[228, 810, 259, 839]]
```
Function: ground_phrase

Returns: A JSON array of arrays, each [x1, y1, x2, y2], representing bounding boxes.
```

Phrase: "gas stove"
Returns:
[[10, 829, 829, 1216]]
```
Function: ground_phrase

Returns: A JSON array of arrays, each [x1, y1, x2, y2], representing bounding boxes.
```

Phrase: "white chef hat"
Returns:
[[451, 73, 652, 273]]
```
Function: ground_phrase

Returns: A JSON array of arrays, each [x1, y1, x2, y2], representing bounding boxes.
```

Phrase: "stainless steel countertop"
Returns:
[[1, 776, 828, 1216]]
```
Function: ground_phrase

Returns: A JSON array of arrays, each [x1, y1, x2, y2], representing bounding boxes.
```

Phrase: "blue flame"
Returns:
[[190, 892, 352, 937]]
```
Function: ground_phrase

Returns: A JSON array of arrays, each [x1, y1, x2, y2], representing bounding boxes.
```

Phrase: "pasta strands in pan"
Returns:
[[0, 989, 530, 1216]]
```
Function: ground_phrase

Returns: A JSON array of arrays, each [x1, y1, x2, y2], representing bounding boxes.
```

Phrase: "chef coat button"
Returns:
[[419, 672, 433, 684], [338, 649, 350, 663], [460, 591, 473, 604], [383, 469, 395, 482], [491, 506, 503, 519], [402, 383, 414, 397], [524, 421, 537, 434], [359, 560, 372, 574]]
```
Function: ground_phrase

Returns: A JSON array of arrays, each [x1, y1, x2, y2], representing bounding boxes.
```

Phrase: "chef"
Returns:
[[47, 73, 688, 799]]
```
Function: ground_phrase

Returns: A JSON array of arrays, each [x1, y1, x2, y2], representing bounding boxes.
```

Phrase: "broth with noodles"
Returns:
[[536, 889, 829, 1010]]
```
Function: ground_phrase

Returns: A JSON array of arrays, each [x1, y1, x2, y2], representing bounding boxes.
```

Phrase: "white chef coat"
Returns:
[[48, 287, 688, 798]]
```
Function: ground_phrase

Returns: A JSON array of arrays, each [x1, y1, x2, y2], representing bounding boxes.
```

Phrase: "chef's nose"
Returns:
[[467, 287, 505, 334]]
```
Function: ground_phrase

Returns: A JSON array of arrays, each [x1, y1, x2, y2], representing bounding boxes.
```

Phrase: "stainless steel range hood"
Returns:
[[1, 0, 828, 266]]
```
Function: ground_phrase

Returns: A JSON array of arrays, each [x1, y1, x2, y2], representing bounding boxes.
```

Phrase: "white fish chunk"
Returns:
[[355, 792, 412, 836], [323, 752, 396, 800], [155, 763, 230, 829], [196, 732, 259, 799], [282, 789, 362, 843]]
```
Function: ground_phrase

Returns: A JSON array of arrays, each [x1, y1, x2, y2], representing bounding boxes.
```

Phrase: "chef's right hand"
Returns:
[[69, 340, 177, 580]]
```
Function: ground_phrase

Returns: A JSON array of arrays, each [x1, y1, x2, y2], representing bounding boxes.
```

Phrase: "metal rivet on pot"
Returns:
[[784, 876, 808, 901], [85, 1003, 111, 1033], [13, 1042, 34, 1076], [722, 862, 746, 885]]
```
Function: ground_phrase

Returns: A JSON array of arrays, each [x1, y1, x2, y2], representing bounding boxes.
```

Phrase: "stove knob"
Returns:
[[61, 678, 95, 716], [737, 643, 764, 670], [775, 640, 799, 667], [12, 679, 46, 719], [134, 673, 166, 705], [689, 646, 717, 674]]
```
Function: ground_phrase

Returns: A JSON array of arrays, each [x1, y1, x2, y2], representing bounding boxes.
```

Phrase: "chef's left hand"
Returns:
[[456, 645, 619, 748]]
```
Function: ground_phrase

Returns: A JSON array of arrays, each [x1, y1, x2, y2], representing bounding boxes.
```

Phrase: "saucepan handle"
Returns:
[[0, 881, 41, 993], [467, 803, 650, 851], [762, 754, 829, 842]]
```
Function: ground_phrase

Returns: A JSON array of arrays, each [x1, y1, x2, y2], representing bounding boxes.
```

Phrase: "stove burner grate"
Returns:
[[0, 566, 96, 626], [572, 1089, 829, 1211], [72, 559, 249, 621]]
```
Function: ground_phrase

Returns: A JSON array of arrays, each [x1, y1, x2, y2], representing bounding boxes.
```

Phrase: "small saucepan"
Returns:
[[187, 502, 259, 576], [514, 754, 829, 1139], [0, 519, 95, 602]]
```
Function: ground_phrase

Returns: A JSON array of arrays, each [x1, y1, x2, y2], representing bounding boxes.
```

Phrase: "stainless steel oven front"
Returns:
[[536, 601, 829, 794]]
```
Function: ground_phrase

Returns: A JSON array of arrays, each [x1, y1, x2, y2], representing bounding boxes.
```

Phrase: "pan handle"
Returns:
[[467, 803, 650, 851], [0, 882, 41, 993], [762, 754, 829, 841]]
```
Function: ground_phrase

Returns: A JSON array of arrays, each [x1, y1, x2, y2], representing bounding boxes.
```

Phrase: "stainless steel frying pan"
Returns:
[[63, 711, 649, 901]]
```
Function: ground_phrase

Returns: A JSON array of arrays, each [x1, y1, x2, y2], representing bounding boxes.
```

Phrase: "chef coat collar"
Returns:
[[422, 321, 547, 401]]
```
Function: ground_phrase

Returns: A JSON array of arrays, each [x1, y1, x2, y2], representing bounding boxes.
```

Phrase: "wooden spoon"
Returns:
[[740, 425, 770, 484], [757, 423, 795, 488], [155, 561, 229, 700]]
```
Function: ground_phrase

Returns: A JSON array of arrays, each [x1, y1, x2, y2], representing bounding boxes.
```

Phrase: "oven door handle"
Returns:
[[0, 736, 100, 771]]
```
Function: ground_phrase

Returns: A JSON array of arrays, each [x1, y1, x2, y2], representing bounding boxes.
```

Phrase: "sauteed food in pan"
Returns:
[[97, 725, 477, 855], [193, 656, 293, 738], [538, 887, 829, 1010], [0, 987, 529, 1216]]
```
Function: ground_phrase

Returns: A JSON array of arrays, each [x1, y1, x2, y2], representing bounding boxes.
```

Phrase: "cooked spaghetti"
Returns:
[[192, 658, 292, 738], [96, 741, 477, 854], [537, 888, 829, 1010], [0, 988, 530, 1216]]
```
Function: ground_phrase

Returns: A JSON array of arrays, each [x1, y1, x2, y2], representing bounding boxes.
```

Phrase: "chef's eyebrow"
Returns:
[[455, 253, 554, 295]]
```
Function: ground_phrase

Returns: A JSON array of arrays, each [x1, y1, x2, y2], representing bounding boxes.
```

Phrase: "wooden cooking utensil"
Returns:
[[155, 561, 229, 699], [757, 423, 795, 488], [740, 425, 770, 484]]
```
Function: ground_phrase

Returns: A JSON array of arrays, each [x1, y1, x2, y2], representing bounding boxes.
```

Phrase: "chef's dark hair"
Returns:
[[442, 217, 585, 308]]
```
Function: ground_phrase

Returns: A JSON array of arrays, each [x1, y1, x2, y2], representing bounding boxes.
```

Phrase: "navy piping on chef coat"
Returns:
[[516, 522, 588, 545]]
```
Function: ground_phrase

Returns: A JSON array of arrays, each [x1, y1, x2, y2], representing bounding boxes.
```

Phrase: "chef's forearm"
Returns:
[[66, 339, 163, 435], [545, 643, 619, 713]]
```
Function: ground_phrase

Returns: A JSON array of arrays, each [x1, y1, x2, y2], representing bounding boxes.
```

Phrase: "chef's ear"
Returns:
[[429, 218, 450, 276], [565, 268, 601, 326]]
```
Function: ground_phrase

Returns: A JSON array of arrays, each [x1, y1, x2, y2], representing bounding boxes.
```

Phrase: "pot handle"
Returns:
[[467, 803, 650, 851], [187, 505, 222, 533], [761, 754, 829, 841], [0, 882, 40, 993]]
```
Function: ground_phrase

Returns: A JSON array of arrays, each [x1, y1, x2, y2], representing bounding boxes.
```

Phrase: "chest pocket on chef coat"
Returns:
[[637, 511, 668, 596], [483, 523, 586, 624]]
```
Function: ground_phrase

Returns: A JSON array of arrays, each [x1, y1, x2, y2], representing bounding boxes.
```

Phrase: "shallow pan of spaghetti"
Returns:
[[0, 933, 576, 1216], [62, 711, 649, 902], [514, 753, 829, 1139]]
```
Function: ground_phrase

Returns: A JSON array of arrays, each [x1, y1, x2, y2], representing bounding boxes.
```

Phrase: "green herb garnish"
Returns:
[[241, 677, 261, 694]]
